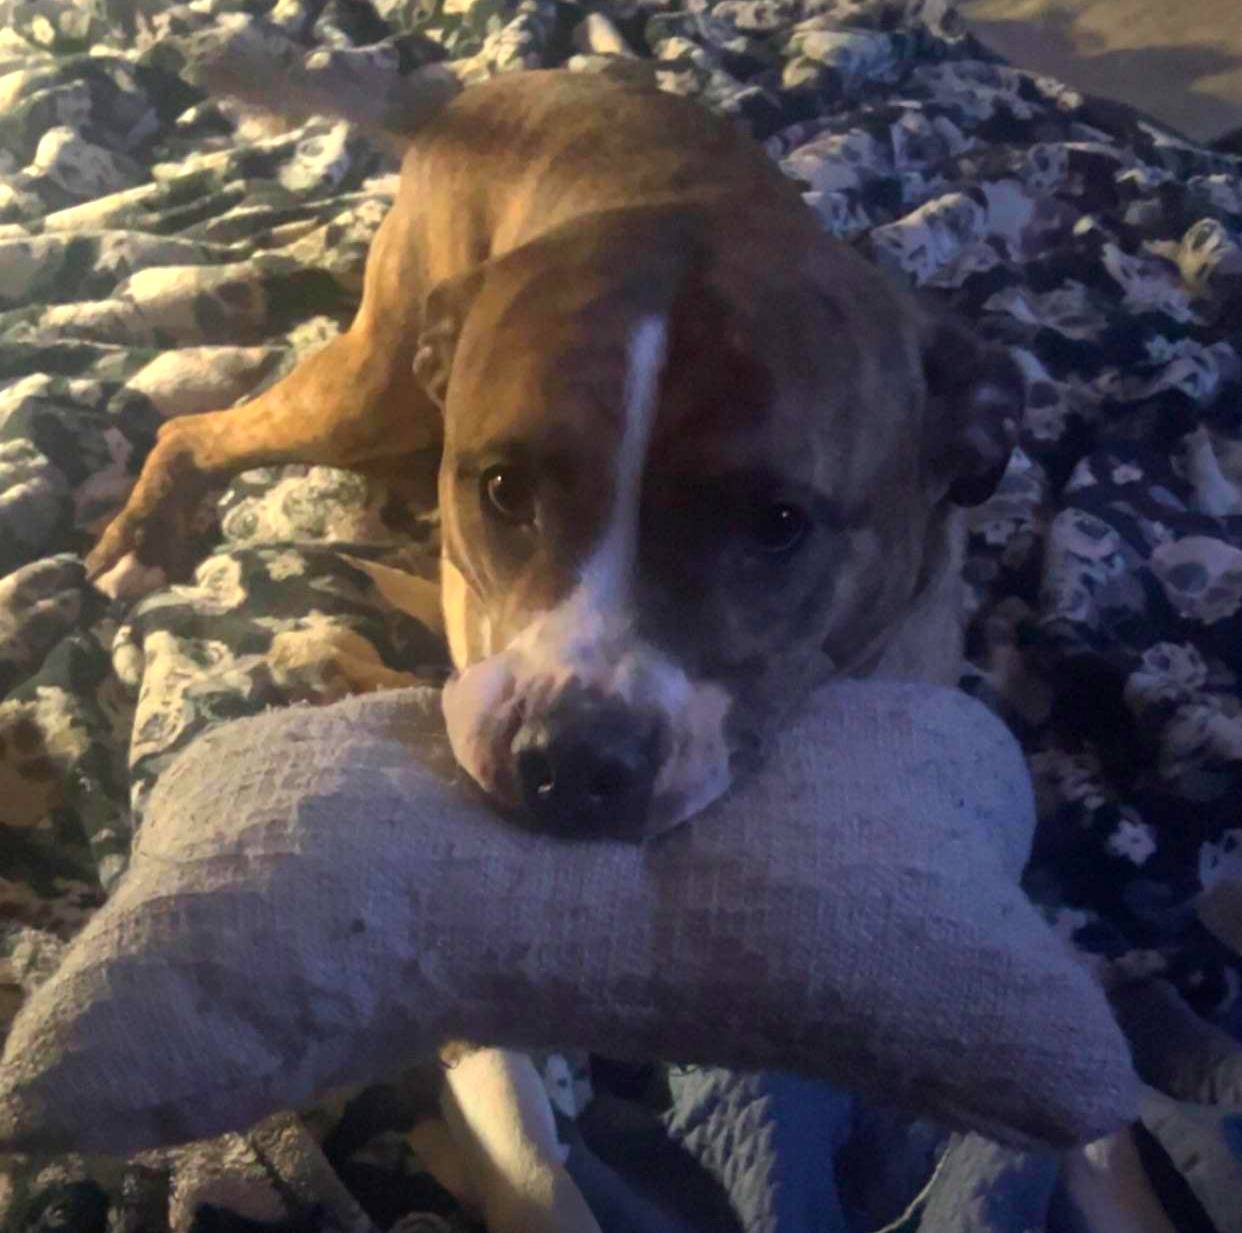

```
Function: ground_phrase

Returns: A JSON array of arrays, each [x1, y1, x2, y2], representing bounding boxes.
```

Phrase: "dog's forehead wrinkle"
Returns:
[[453, 313, 669, 496]]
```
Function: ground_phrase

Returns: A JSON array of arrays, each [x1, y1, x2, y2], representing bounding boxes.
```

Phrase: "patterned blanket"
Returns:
[[2, 0, 1241, 1229]]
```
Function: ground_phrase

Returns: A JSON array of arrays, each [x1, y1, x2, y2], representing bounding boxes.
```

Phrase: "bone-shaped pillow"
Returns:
[[0, 683, 1137, 1155]]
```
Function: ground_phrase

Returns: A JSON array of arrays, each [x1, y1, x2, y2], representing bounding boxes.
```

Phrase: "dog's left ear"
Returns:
[[920, 315, 1024, 507], [413, 265, 486, 407]]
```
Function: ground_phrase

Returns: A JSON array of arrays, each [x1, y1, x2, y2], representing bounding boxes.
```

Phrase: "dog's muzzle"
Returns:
[[441, 620, 732, 840], [511, 690, 662, 837]]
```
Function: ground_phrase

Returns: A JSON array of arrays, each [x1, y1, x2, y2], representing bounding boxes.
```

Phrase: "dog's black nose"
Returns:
[[511, 698, 660, 837]]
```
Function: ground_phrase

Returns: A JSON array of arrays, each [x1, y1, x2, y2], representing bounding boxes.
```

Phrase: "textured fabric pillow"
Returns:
[[0, 683, 1137, 1157]]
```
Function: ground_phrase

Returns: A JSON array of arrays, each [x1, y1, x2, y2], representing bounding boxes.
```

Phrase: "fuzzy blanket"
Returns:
[[1, 0, 1241, 1230]]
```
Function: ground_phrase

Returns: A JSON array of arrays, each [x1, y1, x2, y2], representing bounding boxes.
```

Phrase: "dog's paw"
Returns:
[[85, 425, 214, 592], [86, 506, 208, 596], [85, 512, 145, 585], [86, 549, 170, 603]]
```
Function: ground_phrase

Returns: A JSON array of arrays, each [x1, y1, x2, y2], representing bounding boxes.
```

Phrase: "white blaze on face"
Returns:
[[532, 314, 667, 668], [442, 314, 734, 832], [579, 315, 667, 611]]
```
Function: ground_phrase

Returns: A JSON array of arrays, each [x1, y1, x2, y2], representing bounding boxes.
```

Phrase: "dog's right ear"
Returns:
[[413, 265, 486, 408], [919, 313, 1025, 508]]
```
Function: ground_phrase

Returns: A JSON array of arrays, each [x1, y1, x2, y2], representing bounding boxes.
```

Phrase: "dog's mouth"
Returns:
[[441, 651, 733, 841]]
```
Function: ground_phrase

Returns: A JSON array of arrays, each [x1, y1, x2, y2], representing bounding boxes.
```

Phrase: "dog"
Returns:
[[87, 65, 1022, 1232]]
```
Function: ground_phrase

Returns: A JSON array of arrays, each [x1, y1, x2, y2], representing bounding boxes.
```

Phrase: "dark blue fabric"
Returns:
[[662, 1068, 855, 1233]]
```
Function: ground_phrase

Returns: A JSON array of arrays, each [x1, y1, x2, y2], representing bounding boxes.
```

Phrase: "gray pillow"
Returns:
[[0, 682, 1138, 1156]]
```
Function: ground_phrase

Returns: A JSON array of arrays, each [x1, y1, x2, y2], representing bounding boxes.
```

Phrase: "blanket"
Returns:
[[1, 0, 1241, 1230]]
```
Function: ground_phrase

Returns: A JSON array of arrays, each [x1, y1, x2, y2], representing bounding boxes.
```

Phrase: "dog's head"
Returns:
[[415, 207, 1022, 838]]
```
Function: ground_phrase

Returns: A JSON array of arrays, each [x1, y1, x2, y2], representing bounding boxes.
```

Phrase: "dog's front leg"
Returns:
[[437, 1047, 601, 1233], [86, 326, 439, 591], [87, 207, 439, 592]]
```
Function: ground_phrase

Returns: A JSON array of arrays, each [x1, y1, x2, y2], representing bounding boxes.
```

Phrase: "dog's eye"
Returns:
[[750, 502, 810, 556], [481, 465, 536, 526]]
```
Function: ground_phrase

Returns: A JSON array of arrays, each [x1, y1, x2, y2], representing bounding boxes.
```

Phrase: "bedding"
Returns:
[[0, 0, 1240, 1230]]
